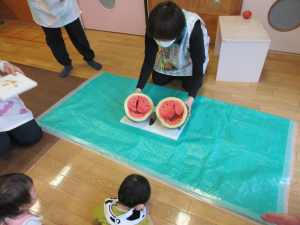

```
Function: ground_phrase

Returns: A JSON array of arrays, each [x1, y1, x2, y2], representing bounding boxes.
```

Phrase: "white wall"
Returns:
[[241, 0, 300, 54]]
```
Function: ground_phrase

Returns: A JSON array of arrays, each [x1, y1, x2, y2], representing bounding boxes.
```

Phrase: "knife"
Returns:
[[149, 111, 157, 126]]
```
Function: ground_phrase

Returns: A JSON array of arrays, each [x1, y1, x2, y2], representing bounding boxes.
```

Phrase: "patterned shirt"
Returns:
[[27, 0, 81, 28], [0, 75, 33, 132]]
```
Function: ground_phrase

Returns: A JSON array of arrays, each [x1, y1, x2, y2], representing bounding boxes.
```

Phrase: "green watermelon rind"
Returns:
[[156, 97, 188, 129], [124, 93, 154, 122]]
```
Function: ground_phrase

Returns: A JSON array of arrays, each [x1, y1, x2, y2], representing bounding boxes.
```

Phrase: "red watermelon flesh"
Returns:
[[158, 100, 184, 125], [127, 96, 152, 119]]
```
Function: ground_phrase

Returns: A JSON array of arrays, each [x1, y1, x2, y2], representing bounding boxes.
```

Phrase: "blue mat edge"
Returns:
[[277, 120, 294, 212]]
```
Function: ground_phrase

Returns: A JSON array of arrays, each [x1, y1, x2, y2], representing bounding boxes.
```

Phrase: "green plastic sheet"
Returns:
[[37, 73, 295, 223]]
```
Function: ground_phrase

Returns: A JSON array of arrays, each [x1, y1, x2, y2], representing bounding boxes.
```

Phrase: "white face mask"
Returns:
[[154, 38, 176, 48]]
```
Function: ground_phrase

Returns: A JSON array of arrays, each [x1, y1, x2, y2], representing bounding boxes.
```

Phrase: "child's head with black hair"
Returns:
[[147, 1, 186, 41], [118, 174, 151, 209], [0, 173, 37, 224]]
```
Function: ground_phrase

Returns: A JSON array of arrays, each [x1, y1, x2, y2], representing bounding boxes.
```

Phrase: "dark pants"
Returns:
[[0, 119, 42, 157], [42, 18, 95, 66], [152, 70, 202, 93]]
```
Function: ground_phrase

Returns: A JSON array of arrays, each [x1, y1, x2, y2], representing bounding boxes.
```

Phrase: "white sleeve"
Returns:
[[24, 220, 42, 225], [0, 60, 8, 72]]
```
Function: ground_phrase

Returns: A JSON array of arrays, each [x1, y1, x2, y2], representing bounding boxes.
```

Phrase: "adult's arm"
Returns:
[[136, 32, 159, 91], [188, 20, 206, 99]]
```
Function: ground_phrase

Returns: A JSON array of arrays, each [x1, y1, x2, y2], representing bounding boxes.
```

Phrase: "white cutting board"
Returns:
[[120, 108, 188, 140], [0, 73, 37, 101]]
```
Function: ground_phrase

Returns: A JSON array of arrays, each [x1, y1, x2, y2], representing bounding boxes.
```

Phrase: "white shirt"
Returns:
[[27, 0, 81, 28], [0, 76, 34, 132]]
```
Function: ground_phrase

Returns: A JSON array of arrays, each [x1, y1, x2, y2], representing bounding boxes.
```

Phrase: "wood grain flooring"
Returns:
[[0, 19, 299, 225]]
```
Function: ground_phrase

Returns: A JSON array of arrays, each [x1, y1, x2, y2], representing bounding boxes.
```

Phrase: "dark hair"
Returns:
[[0, 173, 33, 224], [147, 1, 186, 40], [118, 174, 151, 208]]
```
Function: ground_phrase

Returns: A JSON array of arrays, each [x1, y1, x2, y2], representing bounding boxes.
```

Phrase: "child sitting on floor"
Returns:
[[0, 173, 42, 225], [92, 174, 153, 225]]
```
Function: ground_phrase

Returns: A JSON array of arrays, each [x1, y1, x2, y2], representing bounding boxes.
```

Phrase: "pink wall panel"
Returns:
[[77, 0, 146, 36], [241, 0, 300, 54]]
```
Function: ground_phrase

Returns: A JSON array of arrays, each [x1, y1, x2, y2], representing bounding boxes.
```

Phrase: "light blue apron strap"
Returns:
[[179, 11, 189, 46]]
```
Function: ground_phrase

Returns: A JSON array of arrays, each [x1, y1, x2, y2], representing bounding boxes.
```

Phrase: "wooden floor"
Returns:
[[0, 19, 299, 225]]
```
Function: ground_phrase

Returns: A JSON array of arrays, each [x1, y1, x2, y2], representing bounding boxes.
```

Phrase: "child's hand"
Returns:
[[145, 203, 153, 225], [145, 203, 151, 215], [145, 203, 154, 225]]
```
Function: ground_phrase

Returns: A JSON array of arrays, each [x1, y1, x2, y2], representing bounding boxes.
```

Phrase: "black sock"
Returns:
[[88, 60, 102, 70], [59, 65, 73, 78]]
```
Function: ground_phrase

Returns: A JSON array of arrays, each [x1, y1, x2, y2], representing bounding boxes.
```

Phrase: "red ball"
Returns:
[[242, 10, 252, 19]]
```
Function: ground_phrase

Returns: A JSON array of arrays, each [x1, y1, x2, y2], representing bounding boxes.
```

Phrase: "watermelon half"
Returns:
[[156, 97, 188, 129], [124, 93, 154, 122]]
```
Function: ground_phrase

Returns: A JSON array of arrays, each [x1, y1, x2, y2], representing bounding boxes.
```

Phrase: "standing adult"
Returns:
[[0, 60, 42, 156], [27, 0, 102, 77], [135, 1, 210, 116]]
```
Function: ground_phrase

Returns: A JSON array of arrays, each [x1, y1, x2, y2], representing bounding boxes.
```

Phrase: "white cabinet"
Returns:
[[214, 16, 271, 82]]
